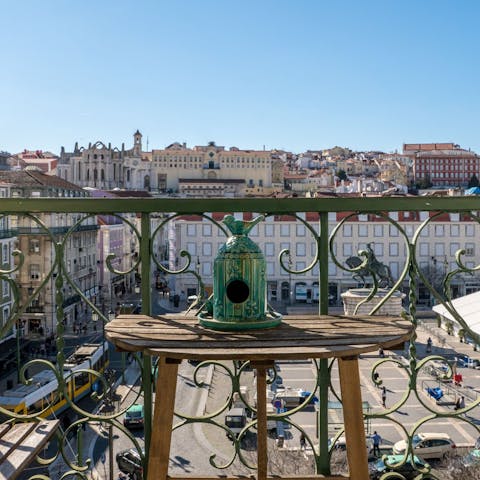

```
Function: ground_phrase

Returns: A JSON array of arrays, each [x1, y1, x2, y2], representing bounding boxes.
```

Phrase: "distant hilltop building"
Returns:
[[9, 150, 58, 173], [58, 133, 283, 197], [403, 142, 479, 188]]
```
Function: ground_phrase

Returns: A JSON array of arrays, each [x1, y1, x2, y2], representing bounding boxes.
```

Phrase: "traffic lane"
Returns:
[[276, 355, 480, 452]]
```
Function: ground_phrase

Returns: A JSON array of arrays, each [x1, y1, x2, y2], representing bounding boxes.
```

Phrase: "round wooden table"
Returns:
[[106, 313, 412, 480]]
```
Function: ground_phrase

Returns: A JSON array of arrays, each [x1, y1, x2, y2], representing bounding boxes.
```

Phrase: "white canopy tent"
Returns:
[[432, 290, 480, 336]]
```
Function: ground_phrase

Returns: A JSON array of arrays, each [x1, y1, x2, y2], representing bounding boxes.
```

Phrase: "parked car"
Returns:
[[393, 433, 456, 459], [116, 448, 144, 480], [123, 404, 145, 429], [455, 353, 480, 369], [370, 454, 429, 479]]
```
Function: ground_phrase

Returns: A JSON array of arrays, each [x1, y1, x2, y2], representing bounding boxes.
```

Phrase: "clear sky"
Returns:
[[1, 0, 479, 155]]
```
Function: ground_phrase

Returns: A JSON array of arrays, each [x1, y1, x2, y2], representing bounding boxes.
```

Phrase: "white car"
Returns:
[[393, 433, 456, 459]]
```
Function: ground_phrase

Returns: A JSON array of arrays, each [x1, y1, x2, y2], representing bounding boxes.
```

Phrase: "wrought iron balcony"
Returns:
[[0, 195, 479, 480]]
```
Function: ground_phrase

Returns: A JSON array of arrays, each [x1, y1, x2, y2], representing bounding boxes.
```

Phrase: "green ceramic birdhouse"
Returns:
[[198, 214, 282, 331]]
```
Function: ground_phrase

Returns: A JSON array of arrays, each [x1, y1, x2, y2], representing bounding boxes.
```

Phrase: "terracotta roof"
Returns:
[[0, 170, 83, 190]]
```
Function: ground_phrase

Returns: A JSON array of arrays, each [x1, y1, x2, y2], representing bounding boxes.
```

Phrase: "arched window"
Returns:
[[144, 175, 150, 190], [127, 170, 130, 182], [94, 169, 98, 180], [87, 169, 90, 181], [101, 169, 105, 181], [78, 164, 82, 181], [113, 164, 116, 180]]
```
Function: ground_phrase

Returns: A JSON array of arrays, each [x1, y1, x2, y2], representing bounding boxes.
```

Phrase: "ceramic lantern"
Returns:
[[198, 214, 282, 331]]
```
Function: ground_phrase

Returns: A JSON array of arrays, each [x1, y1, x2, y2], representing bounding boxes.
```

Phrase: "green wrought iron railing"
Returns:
[[1, 196, 480, 480]]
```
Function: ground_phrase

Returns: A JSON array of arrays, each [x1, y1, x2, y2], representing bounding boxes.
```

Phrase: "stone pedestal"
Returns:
[[341, 288, 405, 316]]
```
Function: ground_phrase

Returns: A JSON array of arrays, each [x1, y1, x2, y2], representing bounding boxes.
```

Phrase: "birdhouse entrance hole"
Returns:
[[226, 280, 249, 304]]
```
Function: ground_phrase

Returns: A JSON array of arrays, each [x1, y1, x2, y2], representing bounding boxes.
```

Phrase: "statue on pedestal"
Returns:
[[346, 242, 394, 289]]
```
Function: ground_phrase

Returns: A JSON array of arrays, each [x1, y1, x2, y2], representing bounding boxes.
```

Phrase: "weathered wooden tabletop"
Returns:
[[105, 314, 412, 360], [0, 420, 59, 480]]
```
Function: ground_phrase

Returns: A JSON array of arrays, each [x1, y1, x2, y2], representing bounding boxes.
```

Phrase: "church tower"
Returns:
[[133, 129, 142, 156]]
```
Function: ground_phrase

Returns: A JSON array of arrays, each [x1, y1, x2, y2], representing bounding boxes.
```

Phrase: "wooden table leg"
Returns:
[[338, 356, 369, 480], [147, 357, 180, 480], [251, 360, 274, 480]]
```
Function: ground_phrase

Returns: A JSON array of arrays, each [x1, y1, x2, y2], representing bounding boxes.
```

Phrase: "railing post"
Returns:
[[140, 212, 153, 476], [317, 212, 330, 474]]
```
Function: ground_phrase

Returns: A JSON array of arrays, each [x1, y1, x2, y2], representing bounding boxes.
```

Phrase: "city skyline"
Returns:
[[2, 1, 480, 154]]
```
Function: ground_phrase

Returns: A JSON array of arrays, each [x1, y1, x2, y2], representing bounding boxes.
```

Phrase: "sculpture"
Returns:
[[346, 243, 394, 289]]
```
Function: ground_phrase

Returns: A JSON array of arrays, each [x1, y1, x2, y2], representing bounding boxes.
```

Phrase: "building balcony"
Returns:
[[0, 195, 479, 480]]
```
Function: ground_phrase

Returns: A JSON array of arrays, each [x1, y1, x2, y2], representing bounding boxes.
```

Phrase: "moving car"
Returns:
[[123, 404, 145, 429], [370, 454, 429, 479], [393, 432, 455, 459], [116, 448, 143, 480]]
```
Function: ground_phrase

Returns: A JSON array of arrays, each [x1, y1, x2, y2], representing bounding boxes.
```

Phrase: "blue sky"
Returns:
[[1, 0, 479, 154]]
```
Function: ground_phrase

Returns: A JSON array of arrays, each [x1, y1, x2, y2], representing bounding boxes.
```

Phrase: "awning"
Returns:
[[432, 290, 480, 335]]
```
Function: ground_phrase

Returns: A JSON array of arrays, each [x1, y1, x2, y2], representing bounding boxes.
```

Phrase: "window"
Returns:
[[296, 224, 306, 236], [2, 280, 9, 298], [374, 243, 383, 256], [465, 243, 475, 256], [343, 243, 353, 257], [358, 225, 368, 237], [358, 214, 368, 222], [186, 242, 197, 256], [202, 224, 212, 236], [265, 243, 275, 257], [202, 263, 212, 276], [389, 262, 399, 278], [390, 212, 399, 221], [202, 243, 212, 256], [389, 243, 399, 256], [30, 264, 40, 279], [419, 243, 429, 256], [465, 224, 475, 237], [266, 262, 275, 275], [296, 243, 306, 256], [296, 261, 306, 271], [374, 225, 383, 237], [450, 225, 460, 237], [434, 243, 445, 256], [434, 225, 445, 237], [449, 243, 460, 257], [187, 225, 197, 236], [389, 224, 399, 237], [2, 244, 7, 262], [343, 224, 352, 237], [265, 224, 274, 237], [29, 239, 40, 254], [280, 224, 290, 237]]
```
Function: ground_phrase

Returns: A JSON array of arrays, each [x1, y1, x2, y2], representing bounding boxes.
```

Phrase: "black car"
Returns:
[[116, 448, 143, 480], [370, 454, 429, 480]]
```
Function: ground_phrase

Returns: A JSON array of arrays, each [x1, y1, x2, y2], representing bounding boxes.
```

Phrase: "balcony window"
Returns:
[[30, 264, 40, 280]]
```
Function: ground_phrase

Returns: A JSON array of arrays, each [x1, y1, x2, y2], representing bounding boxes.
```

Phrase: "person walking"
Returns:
[[426, 337, 432, 353], [381, 386, 387, 408], [372, 431, 382, 457], [299, 432, 306, 450]]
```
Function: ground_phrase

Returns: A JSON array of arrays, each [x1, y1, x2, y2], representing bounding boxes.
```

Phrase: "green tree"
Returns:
[[336, 169, 348, 181], [468, 174, 479, 188]]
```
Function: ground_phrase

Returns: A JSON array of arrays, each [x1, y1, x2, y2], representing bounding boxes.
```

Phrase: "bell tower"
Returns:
[[133, 129, 142, 156]]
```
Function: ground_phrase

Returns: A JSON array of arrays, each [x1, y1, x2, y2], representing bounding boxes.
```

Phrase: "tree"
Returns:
[[468, 174, 479, 188], [415, 174, 433, 189], [336, 169, 348, 181]]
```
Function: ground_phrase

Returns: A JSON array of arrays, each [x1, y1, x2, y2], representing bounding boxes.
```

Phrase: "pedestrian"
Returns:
[[455, 396, 465, 410], [426, 337, 432, 353], [373, 372, 380, 386], [299, 432, 306, 450], [381, 386, 387, 408], [372, 431, 382, 457], [379, 347, 385, 358]]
